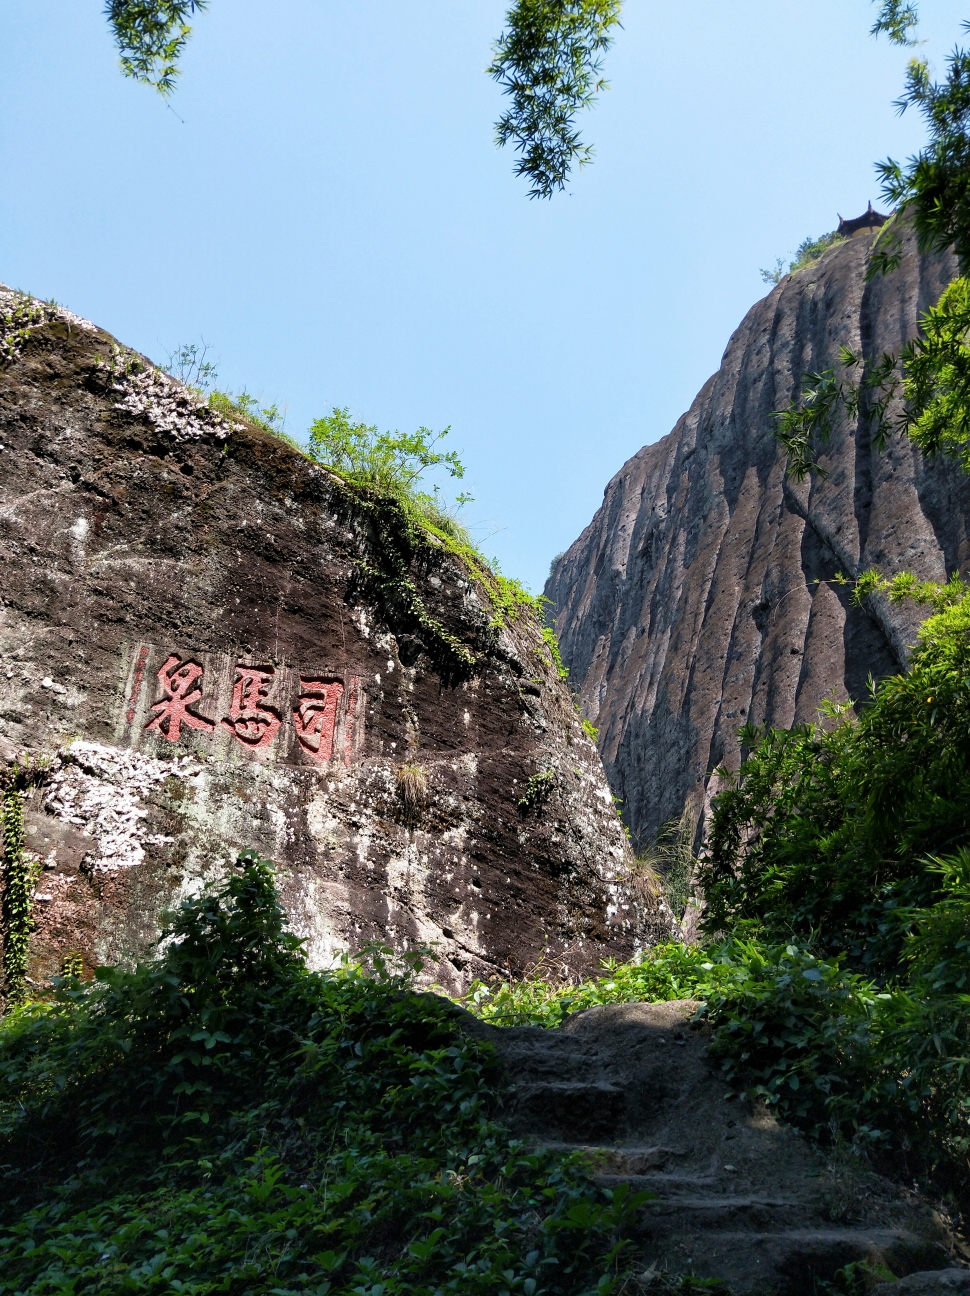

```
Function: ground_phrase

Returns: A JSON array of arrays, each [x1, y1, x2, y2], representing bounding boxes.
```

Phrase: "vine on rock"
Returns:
[[339, 483, 479, 681], [1, 757, 48, 1006]]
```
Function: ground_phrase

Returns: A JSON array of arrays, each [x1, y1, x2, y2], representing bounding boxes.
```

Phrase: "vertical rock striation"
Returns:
[[546, 223, 970, 850]]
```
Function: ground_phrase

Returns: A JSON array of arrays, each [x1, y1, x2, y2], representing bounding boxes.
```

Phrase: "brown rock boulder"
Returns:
[[546, 222, 970, 849], [0, 286, 663, 997]]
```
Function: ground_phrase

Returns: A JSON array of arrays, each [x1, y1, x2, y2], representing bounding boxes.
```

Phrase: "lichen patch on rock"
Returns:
[[46, 742, 201, 871], [96, 346, 240, 443]]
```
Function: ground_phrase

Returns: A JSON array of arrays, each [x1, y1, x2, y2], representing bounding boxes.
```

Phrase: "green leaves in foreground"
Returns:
[[0, 853, 639, 1295], [105, 1, 209, 95], [490, 0, 623, 198], [106, 0, 623, 197]]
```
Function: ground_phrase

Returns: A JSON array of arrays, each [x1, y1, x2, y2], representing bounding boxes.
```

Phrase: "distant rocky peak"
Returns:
[[547, 222, 969, 851]]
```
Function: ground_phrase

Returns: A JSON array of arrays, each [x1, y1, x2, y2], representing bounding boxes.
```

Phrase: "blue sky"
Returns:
[[1, 1, 966, 591]]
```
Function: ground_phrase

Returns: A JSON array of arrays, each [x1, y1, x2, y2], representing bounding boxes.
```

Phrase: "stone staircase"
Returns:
[[459, 999, 960, 1294]]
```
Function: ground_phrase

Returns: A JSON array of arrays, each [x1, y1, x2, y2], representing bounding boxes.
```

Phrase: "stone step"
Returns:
[[630, 1228, 949, 1296], [508, 1084, 627, 1142], [538, 1142, 692, 1175], [878, 1272, 970, 1296], [473, 1002, 956, 1295]]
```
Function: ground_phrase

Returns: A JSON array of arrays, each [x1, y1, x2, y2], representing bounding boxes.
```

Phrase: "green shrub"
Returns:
[[461, 942, 719, 1028], [760, 231, 846, 285], [307, 407, 473, 542], [0, 853, 646, 1295], [702, 589, 970, 976], [789, 231, 846, 274]]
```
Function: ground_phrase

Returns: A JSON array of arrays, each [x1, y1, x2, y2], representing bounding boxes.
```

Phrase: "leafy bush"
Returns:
[[0, 853, 646, 1295], [307, 407, 473, 542], [789, 231, 846, 274], [760, 231, 846, 285], [676, 585, 970, 1181], [461, 943, 718, 1028]]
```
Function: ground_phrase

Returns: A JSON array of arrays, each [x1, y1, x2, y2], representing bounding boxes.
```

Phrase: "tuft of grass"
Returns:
[[396, 762, 428, 825], [639, 811, 698, 922], [517, 768, 556, 815]]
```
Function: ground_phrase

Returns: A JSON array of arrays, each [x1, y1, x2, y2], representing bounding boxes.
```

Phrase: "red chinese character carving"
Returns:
[[144, 655, 215, 742], [126, 644, 150, 723], [293, 679, 344, 762], [222, 666, 282, 749]]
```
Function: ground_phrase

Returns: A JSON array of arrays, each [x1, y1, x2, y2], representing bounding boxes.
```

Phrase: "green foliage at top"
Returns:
[[871, 0, 920, 47], [0, 852, 645, 1295], [106, 1, 208, 95], [307, 407, 472, 542], [302, 410, 553, 671], [160, 343, 547, 673], [874, 40, 970, 274], [760, 231, 846, 286], [106, 0, 622, 196], [490, 0, 623, 198]]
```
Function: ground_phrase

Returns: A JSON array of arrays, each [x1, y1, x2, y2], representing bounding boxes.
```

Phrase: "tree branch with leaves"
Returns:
[[104, 0, 622, 197], [489, 0, 623, 198]]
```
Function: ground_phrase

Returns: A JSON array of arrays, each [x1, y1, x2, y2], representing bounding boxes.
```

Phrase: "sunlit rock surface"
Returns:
[[0, 287, 665, 995]]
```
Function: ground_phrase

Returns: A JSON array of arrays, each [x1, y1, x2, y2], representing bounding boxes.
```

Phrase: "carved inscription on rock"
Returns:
[[116, 644, 364, 767]]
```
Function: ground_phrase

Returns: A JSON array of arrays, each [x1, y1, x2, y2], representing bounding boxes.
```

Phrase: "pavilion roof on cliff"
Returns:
[[837, 202, 889, 237]]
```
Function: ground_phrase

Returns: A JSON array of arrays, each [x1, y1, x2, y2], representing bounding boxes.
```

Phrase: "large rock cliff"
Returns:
[[546, 223, 970, 850], [0, 286, 656, 998]]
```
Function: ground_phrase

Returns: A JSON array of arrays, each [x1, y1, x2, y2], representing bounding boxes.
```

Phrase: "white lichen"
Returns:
[[46, 740, 200, 871], [97, 346, 241, 443], [0, 286, 235, 447], [0, 286, 96, 364]]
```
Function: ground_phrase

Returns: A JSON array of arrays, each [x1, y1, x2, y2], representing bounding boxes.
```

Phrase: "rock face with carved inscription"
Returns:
[[0, 286, 659, 997], [546, 222, 970, 851]]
